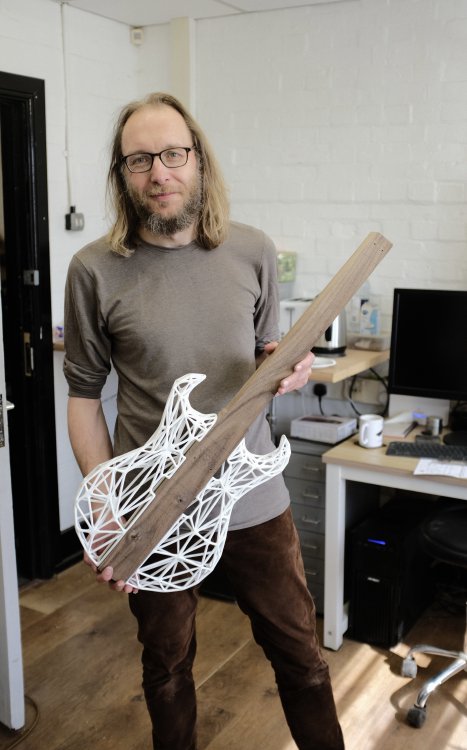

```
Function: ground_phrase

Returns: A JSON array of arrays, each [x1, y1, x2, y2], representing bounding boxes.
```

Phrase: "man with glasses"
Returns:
[[64, 92, 344, 750]]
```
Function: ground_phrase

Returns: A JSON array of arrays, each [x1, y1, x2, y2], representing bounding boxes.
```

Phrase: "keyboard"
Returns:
[[386, 441, 467, 461]]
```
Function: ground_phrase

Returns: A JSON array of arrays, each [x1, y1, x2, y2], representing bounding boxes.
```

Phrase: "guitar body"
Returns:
[[74, 232, 392, 587], [75, 372, 290, 591]]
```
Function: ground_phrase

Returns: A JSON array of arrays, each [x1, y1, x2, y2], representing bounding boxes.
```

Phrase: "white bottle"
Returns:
[[360, 300, 380, 335]]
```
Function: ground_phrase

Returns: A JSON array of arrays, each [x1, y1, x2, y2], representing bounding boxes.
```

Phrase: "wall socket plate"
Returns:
[[351, 377, 383, 405], [65, 207, 85, 231]]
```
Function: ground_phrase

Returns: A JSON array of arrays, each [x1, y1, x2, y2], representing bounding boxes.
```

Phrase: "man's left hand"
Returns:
[[263, 342, 315, 395]]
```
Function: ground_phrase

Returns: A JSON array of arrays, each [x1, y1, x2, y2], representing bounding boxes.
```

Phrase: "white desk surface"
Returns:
[[323, 431, 467, 494], [321, 431, 467, 651]]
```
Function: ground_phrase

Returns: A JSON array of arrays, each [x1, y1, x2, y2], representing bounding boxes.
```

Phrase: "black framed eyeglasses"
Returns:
[[121, 147, 193, 173]]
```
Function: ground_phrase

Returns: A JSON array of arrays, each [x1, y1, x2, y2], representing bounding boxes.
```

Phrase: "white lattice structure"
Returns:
[[75, 373, 290, 591]]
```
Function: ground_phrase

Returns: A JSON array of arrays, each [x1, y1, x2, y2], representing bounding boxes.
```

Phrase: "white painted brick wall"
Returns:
[[197, 0, 467, 330], [0, 0, 172, 327], [1, 0, 466, 330]]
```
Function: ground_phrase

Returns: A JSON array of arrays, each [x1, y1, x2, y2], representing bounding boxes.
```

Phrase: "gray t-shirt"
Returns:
[[64, 221, 290, 529]]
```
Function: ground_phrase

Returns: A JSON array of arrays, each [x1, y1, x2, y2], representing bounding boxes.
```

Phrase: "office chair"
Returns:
[[401, 502, 467, 728]]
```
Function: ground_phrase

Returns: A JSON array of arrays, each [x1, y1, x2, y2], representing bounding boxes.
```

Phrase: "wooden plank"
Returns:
[[103, 232, 392, 582], [20, 585, 127, 668], [194, 597, 252, 686], [20, 563, 95, 616], [0, 564, 466, 750], [197, 639, 293, 750]]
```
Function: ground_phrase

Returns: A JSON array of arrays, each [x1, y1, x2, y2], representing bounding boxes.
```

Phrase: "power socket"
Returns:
[[65, 205, 85, 231], [313, 383, 327, 398]]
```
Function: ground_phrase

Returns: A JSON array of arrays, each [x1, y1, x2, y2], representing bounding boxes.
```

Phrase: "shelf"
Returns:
[[309, 348, 389, 384], [54, 343, 389, 383]]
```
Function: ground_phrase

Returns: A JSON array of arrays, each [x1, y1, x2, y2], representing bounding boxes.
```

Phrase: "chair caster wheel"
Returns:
[[401, 657, 418, 678], [407, 706, 427, 728]]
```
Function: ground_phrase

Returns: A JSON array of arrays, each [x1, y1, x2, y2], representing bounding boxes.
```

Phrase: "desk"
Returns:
[[322, 433, 467, 650]]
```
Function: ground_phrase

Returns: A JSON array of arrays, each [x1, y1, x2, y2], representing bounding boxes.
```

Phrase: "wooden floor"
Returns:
[[1, 563, 466, 750]]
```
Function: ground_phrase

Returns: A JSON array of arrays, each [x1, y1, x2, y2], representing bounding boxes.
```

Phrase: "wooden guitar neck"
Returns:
[[102, 232, 392, 581]]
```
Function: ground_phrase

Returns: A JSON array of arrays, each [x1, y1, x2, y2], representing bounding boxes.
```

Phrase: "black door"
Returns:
[[0, 71, 62, 581]]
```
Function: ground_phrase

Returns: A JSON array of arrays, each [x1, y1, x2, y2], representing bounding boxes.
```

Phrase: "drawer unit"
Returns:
[[302, 554, 324, 585], [291, 501, 325, 535], [287, 477, 325, 509], [299, 528, 325, 559], [284, 438, 329, 614], [285, 439, 328, 504], [286, 451, 326, 483]]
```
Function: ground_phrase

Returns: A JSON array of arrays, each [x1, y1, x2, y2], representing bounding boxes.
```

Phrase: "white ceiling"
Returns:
[[53, 0, 349, 28]]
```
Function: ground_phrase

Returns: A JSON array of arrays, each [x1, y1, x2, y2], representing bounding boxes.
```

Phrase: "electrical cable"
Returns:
[[369, 367, 389, 416], [313, 384, 327, 416], [346, 369, 389, 417], [2, 696, 40, 749], [346, 374, 363, 416], [317, 394, 324, 415], [60, 1, 73, 209]]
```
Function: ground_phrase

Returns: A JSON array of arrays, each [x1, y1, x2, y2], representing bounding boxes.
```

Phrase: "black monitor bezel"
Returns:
[[388, 288, 467, 402]]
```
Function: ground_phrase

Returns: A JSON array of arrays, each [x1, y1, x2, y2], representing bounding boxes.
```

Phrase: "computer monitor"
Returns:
[[388, 288, 467, 414]]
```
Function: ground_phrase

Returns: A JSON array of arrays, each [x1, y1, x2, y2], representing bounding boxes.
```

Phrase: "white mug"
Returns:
[[358, 414, 384, 448]]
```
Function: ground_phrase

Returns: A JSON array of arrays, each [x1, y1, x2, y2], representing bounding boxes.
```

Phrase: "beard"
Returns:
[[127, 170, 202, 238]]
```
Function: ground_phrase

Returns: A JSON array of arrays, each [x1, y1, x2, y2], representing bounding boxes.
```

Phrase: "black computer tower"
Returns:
[[347, 497, 434, 647]]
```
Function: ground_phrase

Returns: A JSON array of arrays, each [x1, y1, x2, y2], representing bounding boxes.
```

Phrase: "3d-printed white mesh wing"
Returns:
[[75, 373, 290, 591]]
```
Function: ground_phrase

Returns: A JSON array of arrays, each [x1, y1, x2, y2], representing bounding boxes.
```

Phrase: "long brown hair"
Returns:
[[106, 92, 230, 256]]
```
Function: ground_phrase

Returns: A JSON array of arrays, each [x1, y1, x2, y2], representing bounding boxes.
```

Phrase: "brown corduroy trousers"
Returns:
[[129, 507, 345, 750]]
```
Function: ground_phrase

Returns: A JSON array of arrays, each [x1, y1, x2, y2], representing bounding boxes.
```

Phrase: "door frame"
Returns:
[[0, 70, 61, 580]]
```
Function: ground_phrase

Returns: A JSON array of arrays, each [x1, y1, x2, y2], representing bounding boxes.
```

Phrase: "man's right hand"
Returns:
[[83, 552, 139, 594]]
